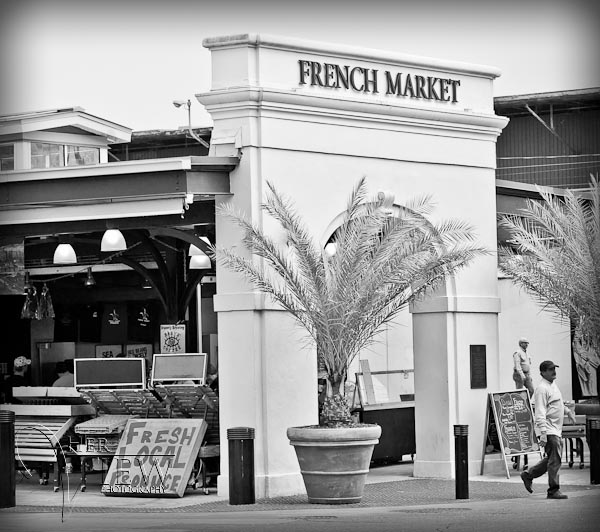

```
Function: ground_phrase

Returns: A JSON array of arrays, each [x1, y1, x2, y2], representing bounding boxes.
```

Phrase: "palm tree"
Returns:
[[212, 178, 487, 426], [498, 175, 600, 351]]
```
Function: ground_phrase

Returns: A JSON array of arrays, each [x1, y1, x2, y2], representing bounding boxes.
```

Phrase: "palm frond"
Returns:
[[214, 178, 487, 422], [498, 175, 600, 349]]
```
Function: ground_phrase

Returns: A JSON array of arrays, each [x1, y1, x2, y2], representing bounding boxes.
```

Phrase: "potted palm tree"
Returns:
[[212, 177, 486, 503]]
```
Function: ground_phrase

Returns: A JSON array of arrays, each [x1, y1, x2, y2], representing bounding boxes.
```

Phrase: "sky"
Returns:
[[1, 0, 599, 132]]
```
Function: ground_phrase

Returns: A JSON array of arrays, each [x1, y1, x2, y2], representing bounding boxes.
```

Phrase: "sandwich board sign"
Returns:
[[480, 390, 542, 478], [102, 418, 206, 497]]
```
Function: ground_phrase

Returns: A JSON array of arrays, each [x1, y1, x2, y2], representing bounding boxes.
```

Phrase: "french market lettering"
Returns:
[[298, 59, 460, 102]]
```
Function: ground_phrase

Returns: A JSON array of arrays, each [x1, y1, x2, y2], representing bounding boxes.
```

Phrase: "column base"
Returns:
[[413, 459, 454, 478], [217, 472, 306, 499]]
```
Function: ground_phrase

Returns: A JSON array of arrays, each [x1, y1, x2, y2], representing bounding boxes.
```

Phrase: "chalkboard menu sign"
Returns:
[[481, 390, 542, 478]]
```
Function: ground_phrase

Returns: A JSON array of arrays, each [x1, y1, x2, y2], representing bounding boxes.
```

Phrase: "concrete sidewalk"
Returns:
[[4, 446, 598, 514]]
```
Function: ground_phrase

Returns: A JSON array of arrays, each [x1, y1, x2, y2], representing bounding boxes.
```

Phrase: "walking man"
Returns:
[[513, 337, 534, 396], [521, 360, 576, 499]]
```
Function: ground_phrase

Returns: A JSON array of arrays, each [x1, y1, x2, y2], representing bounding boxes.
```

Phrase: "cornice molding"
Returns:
[[198, 87, 509, 138], [203, 34, 502, 79]]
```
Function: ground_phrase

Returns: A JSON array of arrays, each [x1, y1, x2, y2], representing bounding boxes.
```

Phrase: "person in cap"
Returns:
[[520, 360, 576, 499], [0, 356, 31, 404], [512, 337, 534, 396]]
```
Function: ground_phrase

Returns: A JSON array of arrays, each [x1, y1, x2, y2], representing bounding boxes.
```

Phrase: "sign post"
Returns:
[[480, 390, 542, 478]]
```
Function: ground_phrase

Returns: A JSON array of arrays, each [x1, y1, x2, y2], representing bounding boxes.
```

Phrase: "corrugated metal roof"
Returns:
[[495, 87, 600, 116]]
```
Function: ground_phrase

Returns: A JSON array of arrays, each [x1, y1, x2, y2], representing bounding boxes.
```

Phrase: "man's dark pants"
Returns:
[[523, 435, 562, 495]]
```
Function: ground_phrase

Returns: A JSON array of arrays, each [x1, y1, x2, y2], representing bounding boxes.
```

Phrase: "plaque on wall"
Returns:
[[470, 344, 487, 389]]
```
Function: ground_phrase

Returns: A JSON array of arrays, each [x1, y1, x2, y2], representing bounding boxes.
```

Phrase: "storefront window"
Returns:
[[31, 142, 64, 169], [0, 144, 14, 171], [66, 145, 100, 166], [30, 142, 100, 169]]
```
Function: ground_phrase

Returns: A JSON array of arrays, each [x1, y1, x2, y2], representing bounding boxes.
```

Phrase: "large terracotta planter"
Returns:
[[287, 424, 381, 504]]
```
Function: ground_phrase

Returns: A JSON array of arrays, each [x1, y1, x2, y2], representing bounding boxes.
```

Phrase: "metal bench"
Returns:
[[14, 415, 75, 490]]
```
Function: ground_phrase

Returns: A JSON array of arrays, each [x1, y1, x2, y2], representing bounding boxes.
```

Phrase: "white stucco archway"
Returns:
[[198, 34, 508, 497]]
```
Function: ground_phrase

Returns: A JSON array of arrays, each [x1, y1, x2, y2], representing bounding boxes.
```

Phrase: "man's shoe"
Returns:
[[547, 490, 568, 499], [520, 471, 533, 493]]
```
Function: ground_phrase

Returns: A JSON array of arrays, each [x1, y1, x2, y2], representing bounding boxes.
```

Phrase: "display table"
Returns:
[[71, 414, 132, 491], [76, 385, 220, 494], [355, 401, 415, 462], [153, 385, 220, 492], [352, 362, 416, 463]]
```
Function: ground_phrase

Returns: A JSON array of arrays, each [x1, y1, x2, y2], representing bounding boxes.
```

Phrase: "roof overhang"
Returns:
[[0, 156, 238, 241], [494, 87, 600, 116], [495, 178, 567, 200], [0, 107, 133, 144]]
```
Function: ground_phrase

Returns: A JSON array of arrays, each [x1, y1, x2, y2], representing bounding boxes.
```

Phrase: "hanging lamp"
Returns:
[[53, 243, 77, 264], [324, 242, 337, 257], [101, 229, 127, 252], [84, 267, 96, 287], [189, 254, 211, 269]]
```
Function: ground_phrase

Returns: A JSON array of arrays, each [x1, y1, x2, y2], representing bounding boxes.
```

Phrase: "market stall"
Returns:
[[69, 354, 219, 496]]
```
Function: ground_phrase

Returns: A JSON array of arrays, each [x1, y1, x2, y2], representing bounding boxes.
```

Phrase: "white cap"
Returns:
[[14, 356, 31, 368]]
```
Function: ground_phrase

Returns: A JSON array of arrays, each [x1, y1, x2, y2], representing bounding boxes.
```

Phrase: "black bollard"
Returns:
[[0, 410, 16, 508], [227, 427, 255, 505], [588, 417, 600, 485], [454, 424, 469, 499]]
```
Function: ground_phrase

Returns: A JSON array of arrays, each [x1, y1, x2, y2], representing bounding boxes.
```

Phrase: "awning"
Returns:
[[0, 155, 238, 240]]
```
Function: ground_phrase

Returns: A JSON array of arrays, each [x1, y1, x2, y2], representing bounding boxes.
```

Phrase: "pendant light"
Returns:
[[84, 267, 96, 287], [101, 229, 127, 252], [189, 254, 211, 269], [324, 242, 337, 257], [189, 244, 202, 256], [53, 243, 77, 264], [189, 236, 211, 269]]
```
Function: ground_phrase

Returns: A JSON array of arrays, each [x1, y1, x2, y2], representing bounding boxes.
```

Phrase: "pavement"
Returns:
[[3, 442, 599, 515]]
